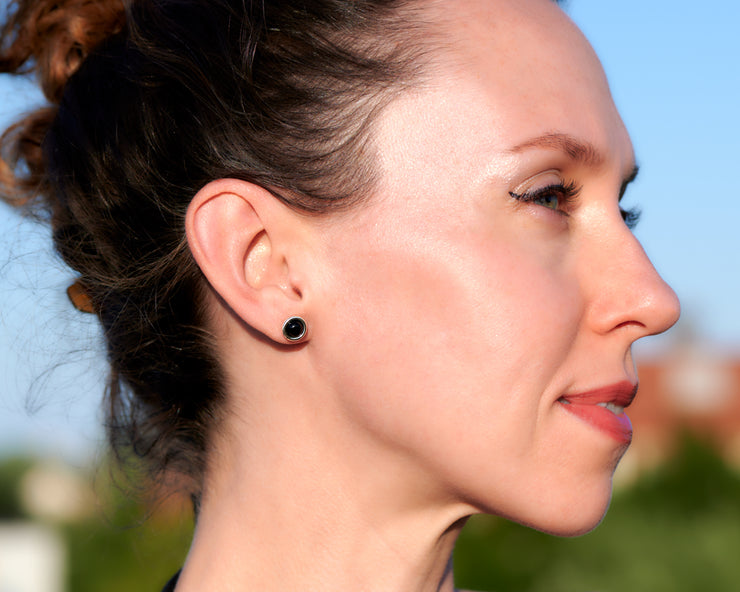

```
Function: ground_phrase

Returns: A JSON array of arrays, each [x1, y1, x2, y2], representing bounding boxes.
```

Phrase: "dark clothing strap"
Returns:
[[161, 571, 180, 592]]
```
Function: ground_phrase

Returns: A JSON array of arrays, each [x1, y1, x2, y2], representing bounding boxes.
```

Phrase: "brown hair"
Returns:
[[0, 0, 435, 498]]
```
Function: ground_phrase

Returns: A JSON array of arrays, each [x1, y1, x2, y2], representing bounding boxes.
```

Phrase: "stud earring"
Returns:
[[282, 317, 307, 342]]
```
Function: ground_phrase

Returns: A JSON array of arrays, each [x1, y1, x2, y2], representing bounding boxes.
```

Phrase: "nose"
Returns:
[[585, 227, 680, 341]]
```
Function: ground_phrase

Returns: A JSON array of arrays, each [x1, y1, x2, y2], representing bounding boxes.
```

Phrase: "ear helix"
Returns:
[[282, 317, 307, 342]]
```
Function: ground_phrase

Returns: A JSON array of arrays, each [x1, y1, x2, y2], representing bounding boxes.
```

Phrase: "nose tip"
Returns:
[[637, 272, 681, 337], [588, 234, 680, 340]]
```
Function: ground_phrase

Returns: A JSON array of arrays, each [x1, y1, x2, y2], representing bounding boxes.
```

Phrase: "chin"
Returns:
[[524, 485, 614, 538], [510, 505, 610, 538], [535, 510, 609, 538], [480, 476, 616, 538]]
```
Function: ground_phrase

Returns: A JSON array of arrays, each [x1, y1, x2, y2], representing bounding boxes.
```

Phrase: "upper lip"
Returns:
[[559, 380, 638, 408]]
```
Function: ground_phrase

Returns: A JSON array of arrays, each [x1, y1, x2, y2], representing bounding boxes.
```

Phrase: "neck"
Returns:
[[182, 502, 463, 592], [175, 385, 470, 592]]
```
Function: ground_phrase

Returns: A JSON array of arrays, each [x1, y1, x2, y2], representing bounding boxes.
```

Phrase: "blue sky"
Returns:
[[1, 0, 739, 458], [567, 0, 740, 350]]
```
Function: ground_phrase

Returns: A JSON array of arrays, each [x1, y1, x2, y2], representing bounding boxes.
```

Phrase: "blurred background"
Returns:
[[1, 1, 739, 591]]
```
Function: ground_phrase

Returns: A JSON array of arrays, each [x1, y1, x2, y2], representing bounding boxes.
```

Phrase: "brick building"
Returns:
[[622, 341, 740, 479]]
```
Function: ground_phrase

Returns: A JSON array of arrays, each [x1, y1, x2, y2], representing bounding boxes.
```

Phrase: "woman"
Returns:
[[0, 0, 680, 590]]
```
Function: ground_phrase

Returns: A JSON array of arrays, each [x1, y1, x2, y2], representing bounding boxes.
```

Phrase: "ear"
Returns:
[[186, 179, 307, 343]]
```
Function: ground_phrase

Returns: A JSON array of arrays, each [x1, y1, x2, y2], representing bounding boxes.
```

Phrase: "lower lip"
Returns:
[[559, 401, 633, 444]]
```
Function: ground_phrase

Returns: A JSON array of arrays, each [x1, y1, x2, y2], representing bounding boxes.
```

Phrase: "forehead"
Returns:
[[373, 0, 632, 189]]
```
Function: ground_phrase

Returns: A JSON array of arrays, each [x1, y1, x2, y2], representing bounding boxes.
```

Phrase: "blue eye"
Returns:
[[509, 181, 580, 214], [533, 192, 559, 210]]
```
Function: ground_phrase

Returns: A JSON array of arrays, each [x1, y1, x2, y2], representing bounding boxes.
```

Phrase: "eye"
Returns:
[[621, 206, 641, 230], [509, 180, 581, 214], [532, 191, 560, 211]]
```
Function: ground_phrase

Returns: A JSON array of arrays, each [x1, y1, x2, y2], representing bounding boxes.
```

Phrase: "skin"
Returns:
[[180, 0, 680, 590]]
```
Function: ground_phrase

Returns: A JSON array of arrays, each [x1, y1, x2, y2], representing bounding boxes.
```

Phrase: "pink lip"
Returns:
[[558, 381, 638, 444]]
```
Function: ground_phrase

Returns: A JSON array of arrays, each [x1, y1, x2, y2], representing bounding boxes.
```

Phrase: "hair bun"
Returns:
[[1, 0, 125, 102]]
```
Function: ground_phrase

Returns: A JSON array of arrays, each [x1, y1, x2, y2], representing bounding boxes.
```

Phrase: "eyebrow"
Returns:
[[507, 132, 605, 168], [507, 132, 640, 199]]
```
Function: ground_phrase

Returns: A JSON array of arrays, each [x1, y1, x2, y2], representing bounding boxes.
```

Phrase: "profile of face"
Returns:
[[301, 0, 680, 536]]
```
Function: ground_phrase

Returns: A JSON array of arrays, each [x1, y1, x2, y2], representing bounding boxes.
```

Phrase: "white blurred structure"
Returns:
[[0, 523, 64, 592]]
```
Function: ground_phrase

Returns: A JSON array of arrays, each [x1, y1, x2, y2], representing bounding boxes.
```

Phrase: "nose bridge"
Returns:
[[585, 226, 680, 338]]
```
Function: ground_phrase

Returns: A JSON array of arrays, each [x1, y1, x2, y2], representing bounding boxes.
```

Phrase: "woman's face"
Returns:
[[308, 0, 679, 535]]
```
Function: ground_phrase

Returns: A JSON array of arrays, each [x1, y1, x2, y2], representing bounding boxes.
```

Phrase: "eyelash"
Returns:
[[621, 206, 641, 230], [509, 180, 581, 214], [509, 181, 642, 230]]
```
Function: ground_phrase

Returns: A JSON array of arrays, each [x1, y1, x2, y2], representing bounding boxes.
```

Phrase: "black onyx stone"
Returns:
[[284, 318, 306, 341]]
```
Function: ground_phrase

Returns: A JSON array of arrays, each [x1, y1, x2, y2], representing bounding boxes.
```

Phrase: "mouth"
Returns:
[[557, 381, 638, 444]]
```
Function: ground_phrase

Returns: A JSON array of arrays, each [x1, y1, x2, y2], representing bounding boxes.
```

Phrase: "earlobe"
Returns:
[[185, 179, 307, 343]]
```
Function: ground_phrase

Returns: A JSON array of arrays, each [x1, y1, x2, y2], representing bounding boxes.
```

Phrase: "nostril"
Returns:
[[613, 320, 645, 331]]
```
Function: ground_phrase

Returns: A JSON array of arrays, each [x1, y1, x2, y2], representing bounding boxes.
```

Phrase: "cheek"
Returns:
[[313, 214, 619, 534], [316, 222, 582, 477]]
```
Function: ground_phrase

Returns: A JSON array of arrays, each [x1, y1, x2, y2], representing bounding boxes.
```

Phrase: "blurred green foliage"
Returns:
[[1, 434, 739, 591], [454, 434, 740, 592], [0, 456, 191, 592], [0, 456, 34, 518], [62, 483, 192, 592]]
